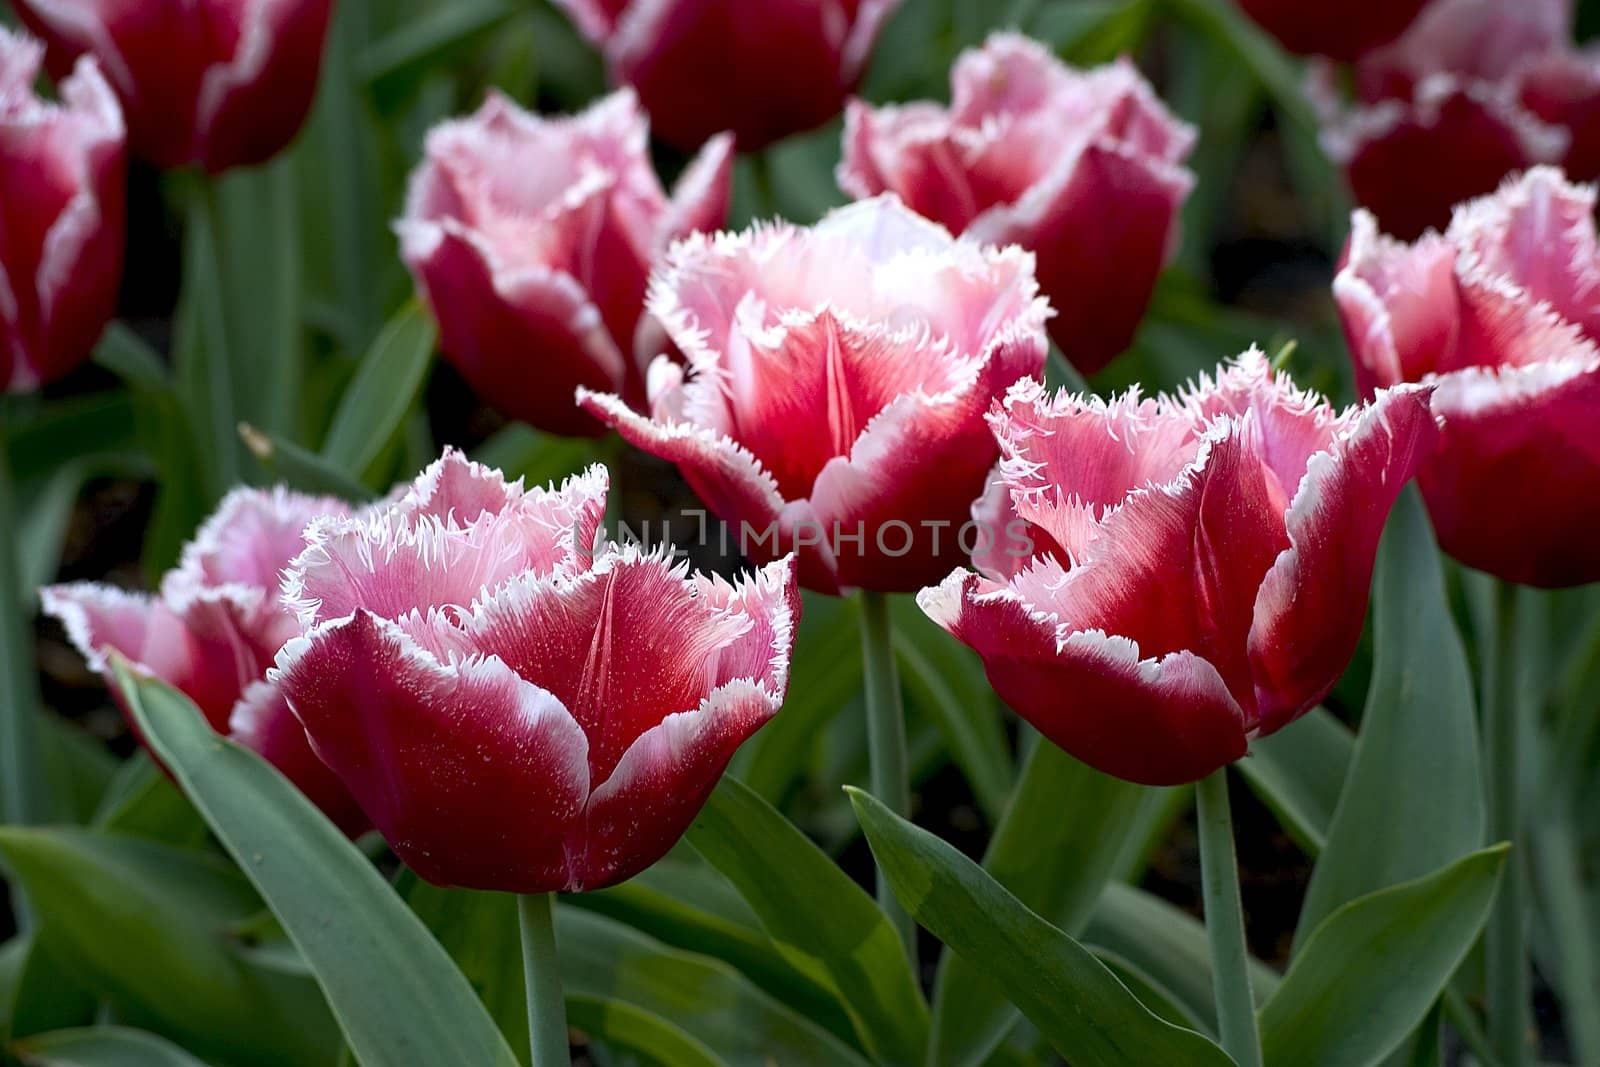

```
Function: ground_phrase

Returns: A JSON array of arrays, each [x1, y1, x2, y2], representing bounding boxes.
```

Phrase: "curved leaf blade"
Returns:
[[320, 302, 437, 477], [14, 1026, 210, 1067]]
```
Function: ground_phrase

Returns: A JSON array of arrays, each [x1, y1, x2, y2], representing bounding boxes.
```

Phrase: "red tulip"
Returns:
[[272, 450, 799, 893], [578, 196, 1051, 595], [42, 488, 367, 834], [1234, 0, 1429, 61], [1315, 0, 1594, 239], [12, 0, 332, 172], [0, 29, 124, 394], [1335, 167, 1600, 587], [553, 0, 902, 152], [839, 35, 1195, 376], [921, 353, 1438, 786], [398, 90, 733, 437]]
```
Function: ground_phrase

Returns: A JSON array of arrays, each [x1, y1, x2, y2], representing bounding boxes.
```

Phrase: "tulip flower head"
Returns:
[[839, 34, 1195, 375], [42, 488, 367, 834], [0, 28, 125, 394], [272, 451, 799, 893], [1235, 0, 1430, 61], [553, 0, 903, 152], [1336, 167, 1600, 587], [12, 0, 334, 172], [579, 195, 1052, 595], [921, 352, 1438, 785], [399, 89, 733, 437]]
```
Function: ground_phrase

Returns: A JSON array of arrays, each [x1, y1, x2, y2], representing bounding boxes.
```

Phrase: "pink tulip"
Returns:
[[838, 35, 1195, 376], [1336, 167, 1600, 587], [553, 0, 902, 152], [398, 89, 733, 437], [0, 29, 124, 394], [1235, 0, 1429, 61], [42, 488, 367, 834], [272, 450, 799, 893], [12, 0, 333, 172], [578, 195, 1051, 595], [921, 352, 1438, 786]]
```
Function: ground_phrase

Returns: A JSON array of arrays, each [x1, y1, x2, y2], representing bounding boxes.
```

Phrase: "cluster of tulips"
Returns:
[[4, 1, 1600, 1066]]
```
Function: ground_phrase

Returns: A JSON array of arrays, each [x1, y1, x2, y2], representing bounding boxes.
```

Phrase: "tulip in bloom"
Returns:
[[399, 89, 733, 437], [1314, 0, 1600, 239], [921, 352, 1438, 785], [1234, 0, 1429, 61], [0, 28, 124, 394], [272, 451, 799, 893], [42, 489, 367, 834], [12, 0, 333, 172], [553, 0, 902, 152], [1336, 167, 1600, 588], [839, 35, 1196, 376], [578, 195, 1051, 595]]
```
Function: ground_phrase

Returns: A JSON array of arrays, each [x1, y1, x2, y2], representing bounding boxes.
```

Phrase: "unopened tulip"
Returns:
[[272, 450, 799, 893], [553, 0, 901, 152], [578, 195, 1051, 595], [921, 352, 1437, 785], [398, 89, 732, 437], [1235, 0, 1429, 61], [1336, 167, 1600, 587], [42, 489, 367, 833], [0, 29, 124, 394], [839, 35, 1195, 375], [12, 0, 333, 172]]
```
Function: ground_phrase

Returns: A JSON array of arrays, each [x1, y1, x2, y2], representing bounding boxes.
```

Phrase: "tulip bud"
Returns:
[[0, 28, 124, 393], [13, 0, 333, 172], [398, 89, 733, 437]]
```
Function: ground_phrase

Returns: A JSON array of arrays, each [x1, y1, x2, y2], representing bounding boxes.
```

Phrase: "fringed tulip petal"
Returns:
[[228, 681, 368, 837]]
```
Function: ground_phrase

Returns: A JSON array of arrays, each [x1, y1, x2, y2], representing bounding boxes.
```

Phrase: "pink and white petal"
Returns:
[[918, 570, 1249, 786], [688, 554, 801, 691], [836, 100, 984, 231], [660, 131, 733, 247], [227, 679, 370, 838], [1357, 0, 1572, 100], [1248, 384, 1439, 733], [574, 677, 781, 890], [390, 447, 525, 526], [1421, 360, 1600, 587], [549, 0, 629, 43], [1334, 210, 1463, 391], [1518, 48, 1600, 182], [273, 611, 589, 893], [1450, 253, 1600, 372], [968, 470, 1046, 581]]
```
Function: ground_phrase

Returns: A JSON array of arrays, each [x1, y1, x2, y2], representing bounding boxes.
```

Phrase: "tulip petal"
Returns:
[[1334, 210, 1462, 390], [1518, 49, 1600, 181], [228, 680, 370, 837], [661, 131, 734, 246], [688, 554, 801, 692]]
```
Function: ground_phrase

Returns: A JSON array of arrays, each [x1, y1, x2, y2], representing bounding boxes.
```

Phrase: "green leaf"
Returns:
[[1296, 489, 1484, 945], [173, 178, 243, 496], [320, 302, 437, 478], [685, 777, 928, 1064], [1260, 846, 1509, 1067], [558, 907, 871, 1067], [13, 1026, 210, 1067], [91, 756, 207, 847], [0, 438, 47, 828], [932, 741, 1150, 1067], [4, 934, 97, 1041], [471, 425, 595, 489], [566, 995, 726, 1067], [240, 425, 376, 502], [404, 884, 530, 1064], [1236, 708, 1354, 857], [38, 718, 117, 826], [848, 788, 1236, 1067], [360, 1, 518, 112], [111, 662, 521, 1067], [0, 827, 336, 1066]]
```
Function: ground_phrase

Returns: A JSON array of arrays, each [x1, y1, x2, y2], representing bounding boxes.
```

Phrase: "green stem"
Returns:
[[1485, 581, 1529, 1067], [519, 893, 568, 1067], [859, 590, 918, 970], [0, 421, 46, 831], [1534, 822, 1600, 1067], [1196, 769, 1262, 1067]]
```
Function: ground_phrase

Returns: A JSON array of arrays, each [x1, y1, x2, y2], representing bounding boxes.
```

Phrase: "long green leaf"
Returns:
[[13, 1026, 210, 1067], [111, 662, 520, 1067], [240, 425, 376, 502], [360, 1, 517, 112], [1260, 846, 1509, 1067], [566, 995, 726, 1067], [1236, 708, 1354, 857], [685, 777, 928, 1064], [320, 303, 437, 477], [849, 788, 1236, 1067]]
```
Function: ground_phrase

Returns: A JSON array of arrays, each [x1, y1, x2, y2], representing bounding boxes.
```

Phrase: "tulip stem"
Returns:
[[1196, 769, 1262, 1067], [1485, 581, 1529, 1067], [0, 418, 46, 834], [859, 590, 919, 971], [518, 893, 568, 1066]]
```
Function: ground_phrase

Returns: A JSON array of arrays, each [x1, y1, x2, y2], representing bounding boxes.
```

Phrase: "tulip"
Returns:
[[0, 29, 125, 394], [552, 0, 902, 152], [577, 195, 1051, 595], [271, 450, 799, 893], [42, 488, 367, 834], [1314, 0, 1599, 239], [398, 89, 733, 437], [1234, 0, 1430, 61], [920, 352, 1438, 785], [12, 0, 332, 173], [1335, 167, 1600, 588], [839, 35, 1195, 376]]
